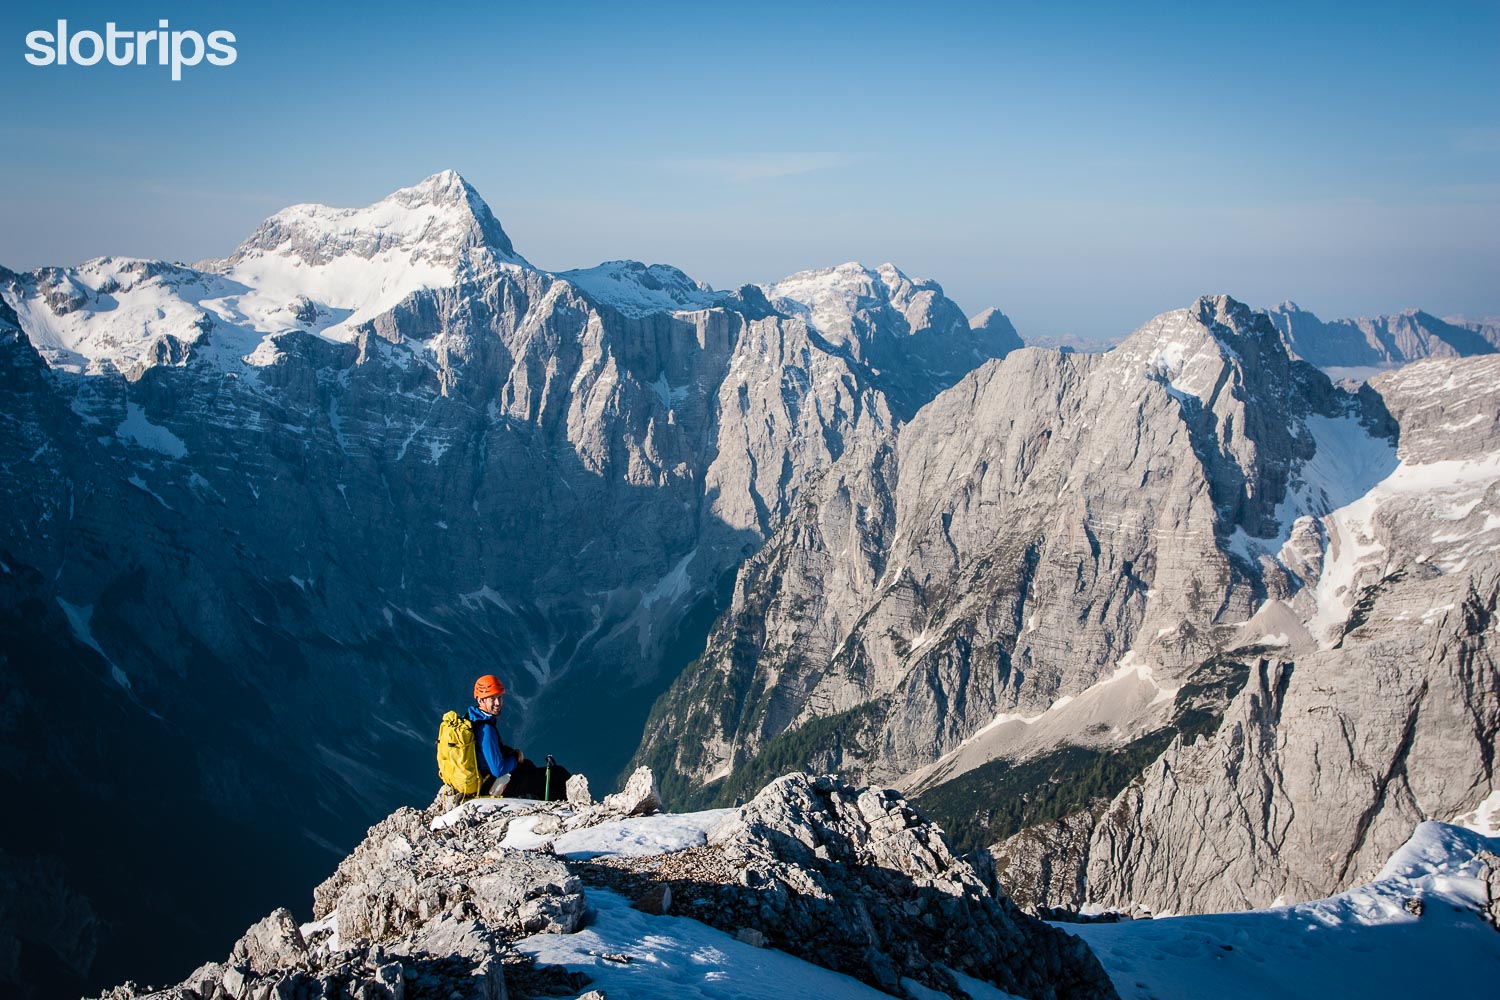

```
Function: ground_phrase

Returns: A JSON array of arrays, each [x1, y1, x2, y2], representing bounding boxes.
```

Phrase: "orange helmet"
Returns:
[[473, 675, 506, 699]]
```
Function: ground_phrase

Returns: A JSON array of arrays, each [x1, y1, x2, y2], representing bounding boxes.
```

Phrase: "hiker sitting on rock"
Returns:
[[469, 674, 523, 795]]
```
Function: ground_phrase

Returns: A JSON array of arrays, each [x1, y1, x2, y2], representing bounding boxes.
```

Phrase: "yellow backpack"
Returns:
[[436, 710, 483, 797]]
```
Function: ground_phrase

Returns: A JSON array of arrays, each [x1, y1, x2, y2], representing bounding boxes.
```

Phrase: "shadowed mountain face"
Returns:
[[0, 173, 1019, 996]]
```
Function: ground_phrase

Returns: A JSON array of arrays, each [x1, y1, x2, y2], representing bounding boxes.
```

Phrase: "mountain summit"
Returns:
[[215, 169, 527, 270]]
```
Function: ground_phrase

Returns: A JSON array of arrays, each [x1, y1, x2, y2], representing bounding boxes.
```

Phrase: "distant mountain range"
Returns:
[[1026, 302, 1500, 373], [1264, 302, 1500, 370]]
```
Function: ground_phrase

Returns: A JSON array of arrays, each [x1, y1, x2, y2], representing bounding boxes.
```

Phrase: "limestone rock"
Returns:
[[639, 304, 1500, 931], [994, 561, 1500, 917], [229, 908, 307, 975], [640, 296, 1340, 791], [1478, 851, 1500, 931], [987, 358, 1500, 917], [565, 774, 593, 807], [88, 791, 590, 998], [1265, 301, 1500, 368], [90, 774, 1112, 1000], [601, 767, 660, 817]]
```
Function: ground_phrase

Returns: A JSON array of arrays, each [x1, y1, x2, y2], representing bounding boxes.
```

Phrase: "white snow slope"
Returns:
[[1069, 822, 1500, 1000]]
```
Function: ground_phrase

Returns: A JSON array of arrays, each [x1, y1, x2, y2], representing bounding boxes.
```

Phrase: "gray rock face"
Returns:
[[968, 306, 1024, 355], [637, 296, 1347, 795], [987, 355, 1500, 916], [640, 299, 1500, 926], [1071, 562, 1498, 915], [986, 809, 1101, 912]]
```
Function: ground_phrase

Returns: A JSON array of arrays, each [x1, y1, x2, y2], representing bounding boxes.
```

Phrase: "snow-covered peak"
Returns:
[[215, 170, 525, 271], [184, 172, 531, 352], [553, 260, 725, 317], [759, 261, 936, 338], [3, 173, 542, 372], [4, 257, 232, 373]]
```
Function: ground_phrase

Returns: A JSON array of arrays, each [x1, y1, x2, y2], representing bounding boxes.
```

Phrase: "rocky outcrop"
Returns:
[[91, 792, 589, 1000], [90, 772, 1115, 1000], [705, 774, 1115, 998], [573, 773, 1117, 999]]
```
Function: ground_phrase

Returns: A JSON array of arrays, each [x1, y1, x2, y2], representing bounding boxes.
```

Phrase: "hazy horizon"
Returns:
[[3, 0, 1496, 340]]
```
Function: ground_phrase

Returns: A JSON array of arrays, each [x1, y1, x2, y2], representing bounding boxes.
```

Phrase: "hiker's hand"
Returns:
[[516, 751, 525, 764]]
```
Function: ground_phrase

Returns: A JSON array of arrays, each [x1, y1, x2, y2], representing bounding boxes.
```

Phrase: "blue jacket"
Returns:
[[466, 705, 519, 778]]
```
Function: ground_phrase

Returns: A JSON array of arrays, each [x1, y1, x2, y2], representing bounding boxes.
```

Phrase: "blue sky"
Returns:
[[3, 0, 1496, 338]]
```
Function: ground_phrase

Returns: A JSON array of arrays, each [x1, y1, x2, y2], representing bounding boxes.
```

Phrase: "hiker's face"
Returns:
[[478, 693, 503, 715]]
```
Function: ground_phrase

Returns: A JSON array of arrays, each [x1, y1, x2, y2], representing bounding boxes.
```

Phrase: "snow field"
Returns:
[[1069, 822, 1500, 1000]]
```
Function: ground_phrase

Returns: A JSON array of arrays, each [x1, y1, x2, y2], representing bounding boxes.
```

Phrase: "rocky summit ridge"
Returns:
[[89, 770, 1116, 1000]]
